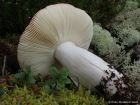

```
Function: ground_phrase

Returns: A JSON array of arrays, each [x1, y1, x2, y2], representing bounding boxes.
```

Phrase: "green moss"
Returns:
[[0, 66, 106, 105], [0, 86, 58, 105], [0, 86, 106, 105]]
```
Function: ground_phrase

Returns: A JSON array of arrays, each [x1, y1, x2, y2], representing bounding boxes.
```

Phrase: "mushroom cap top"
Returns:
[[17, 3, 93, 76]]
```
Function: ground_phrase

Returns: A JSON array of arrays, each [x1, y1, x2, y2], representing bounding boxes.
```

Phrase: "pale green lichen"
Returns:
[[109, 9, 140, 91], [123, 60, 140, 91], [119, 28, 140, 46], [91, 24, 120, 63], [92, 9, 140, 92], [110, 9, 140, 47], [123, 0, 139, 12], [111, 8, 140, 29], [92, 24, 120, 56]]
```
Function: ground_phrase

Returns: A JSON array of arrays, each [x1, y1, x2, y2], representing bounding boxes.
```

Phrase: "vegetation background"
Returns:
[[0, 0, 127, 36], [0, 0, 140, 104]]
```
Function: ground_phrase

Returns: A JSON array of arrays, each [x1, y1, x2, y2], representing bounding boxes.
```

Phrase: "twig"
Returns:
[[68, 75, 80, 88], [17, 97, 22, 105], [2, 56, 6, 76]]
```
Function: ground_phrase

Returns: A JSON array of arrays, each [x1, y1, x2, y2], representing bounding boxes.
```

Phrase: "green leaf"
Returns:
[[0, 87, 5, 97], [12, 66, 36, 87], [44, 67, 71, 93], [44, 85, 52, 93]]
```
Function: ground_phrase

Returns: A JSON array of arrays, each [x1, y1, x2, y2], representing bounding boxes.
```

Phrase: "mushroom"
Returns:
[[18, 4, 136, 98]]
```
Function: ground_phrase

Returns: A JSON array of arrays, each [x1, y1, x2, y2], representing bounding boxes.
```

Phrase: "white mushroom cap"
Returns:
[[17, 4, 93, 76]]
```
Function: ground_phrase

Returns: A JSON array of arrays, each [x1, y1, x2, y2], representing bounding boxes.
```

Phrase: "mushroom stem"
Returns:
[[55, 42, 135, 98]]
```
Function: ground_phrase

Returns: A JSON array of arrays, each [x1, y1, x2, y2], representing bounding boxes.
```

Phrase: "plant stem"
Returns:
[[2, 56, 6, 76]]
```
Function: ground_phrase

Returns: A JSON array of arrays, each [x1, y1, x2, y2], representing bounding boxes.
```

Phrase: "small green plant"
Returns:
[[12, 66, 36, 87], [0, 87, 5, 97], [44, 67, 71, 93]]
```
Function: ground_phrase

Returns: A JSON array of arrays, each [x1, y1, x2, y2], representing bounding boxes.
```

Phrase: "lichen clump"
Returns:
[[110, 8, 140, 47], [91, 8, 140, 92], [110, 8, 140, 91], [92, 24, 120, 56]]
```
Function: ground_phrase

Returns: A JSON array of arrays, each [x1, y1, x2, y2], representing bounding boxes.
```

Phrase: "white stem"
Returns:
[[55, 42, 125, 95], [2, 56, 7, 76]]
